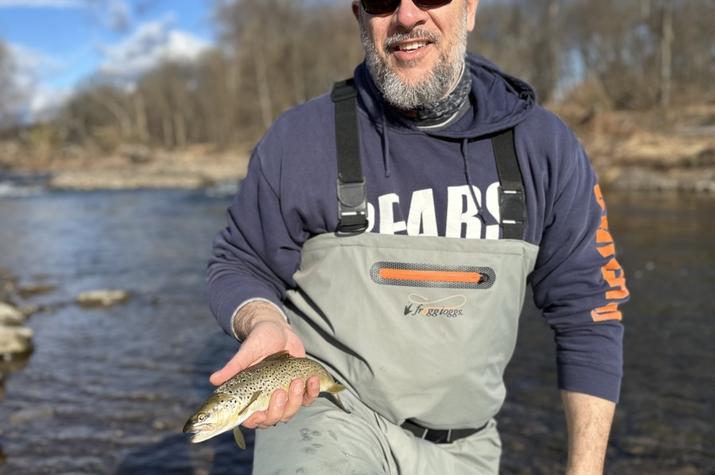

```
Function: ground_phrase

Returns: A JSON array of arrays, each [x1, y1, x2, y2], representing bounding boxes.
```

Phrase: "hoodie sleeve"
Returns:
[[529, 129, 628, 403], [206, 147, 302, 337]]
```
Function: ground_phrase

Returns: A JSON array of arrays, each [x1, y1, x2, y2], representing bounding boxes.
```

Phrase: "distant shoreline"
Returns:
[[0, 144, 249, 192], [1, 107, 713, 194]]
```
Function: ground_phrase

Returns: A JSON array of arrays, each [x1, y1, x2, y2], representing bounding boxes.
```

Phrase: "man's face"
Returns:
[[353, 0, 479, 110]]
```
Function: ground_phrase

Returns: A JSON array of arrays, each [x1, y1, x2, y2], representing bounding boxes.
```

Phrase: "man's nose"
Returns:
[[393, 0, 429, 29]]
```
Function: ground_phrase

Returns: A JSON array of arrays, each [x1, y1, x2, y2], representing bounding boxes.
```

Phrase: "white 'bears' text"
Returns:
[[365, 182, 501, 239]]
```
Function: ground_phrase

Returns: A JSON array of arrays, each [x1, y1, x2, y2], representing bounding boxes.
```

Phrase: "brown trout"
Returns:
[[183, 351, 348, 448]]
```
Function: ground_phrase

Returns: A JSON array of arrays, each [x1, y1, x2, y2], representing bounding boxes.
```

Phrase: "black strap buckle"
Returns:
[[337, 180, 368, 235], [491, 128, 527, 240], [498, 186, 526, 225]]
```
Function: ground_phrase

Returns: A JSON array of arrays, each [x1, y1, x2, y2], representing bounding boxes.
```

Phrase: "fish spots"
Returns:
[[187, 354, 336, 444]]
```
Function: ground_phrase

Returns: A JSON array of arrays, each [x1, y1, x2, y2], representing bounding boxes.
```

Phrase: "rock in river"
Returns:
[[0, 326, 33, 357], [76, 289, 130, 308], [0, 302, 25, 326]]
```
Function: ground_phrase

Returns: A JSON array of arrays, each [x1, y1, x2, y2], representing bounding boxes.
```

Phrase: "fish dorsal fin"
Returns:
[[262, 350, 292, 363], [237, 391, 262, 417]]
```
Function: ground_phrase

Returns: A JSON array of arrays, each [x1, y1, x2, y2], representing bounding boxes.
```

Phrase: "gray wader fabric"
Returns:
[[253, 232, 538, 474], [252, 81, 537, 475], [253, 386, 502, 475]]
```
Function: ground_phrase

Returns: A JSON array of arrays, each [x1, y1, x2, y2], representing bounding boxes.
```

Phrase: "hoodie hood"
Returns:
[[354, 52, 536, 139]]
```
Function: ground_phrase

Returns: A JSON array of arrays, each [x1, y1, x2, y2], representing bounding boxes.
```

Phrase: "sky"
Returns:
[[0, 0, 217, 120]]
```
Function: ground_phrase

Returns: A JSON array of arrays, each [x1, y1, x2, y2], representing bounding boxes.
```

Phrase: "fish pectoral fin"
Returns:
[[237, 391, 263, 417], [233, 426, 246, 449]]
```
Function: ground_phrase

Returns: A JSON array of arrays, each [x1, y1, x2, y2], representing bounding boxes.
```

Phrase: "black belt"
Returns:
[[400, 419, 488, 444]]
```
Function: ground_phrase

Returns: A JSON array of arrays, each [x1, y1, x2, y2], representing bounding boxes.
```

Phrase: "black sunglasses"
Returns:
[[360, 0, 453, 16]]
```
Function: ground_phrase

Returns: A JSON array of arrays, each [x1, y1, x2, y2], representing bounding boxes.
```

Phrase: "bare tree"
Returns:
[[0, 40, 22, 129], [658, 0, 674, 107], [41, 0, 715, 154]]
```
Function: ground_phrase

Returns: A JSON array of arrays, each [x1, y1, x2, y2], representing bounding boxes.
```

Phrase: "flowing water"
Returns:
[[0, 187, 713, 474]]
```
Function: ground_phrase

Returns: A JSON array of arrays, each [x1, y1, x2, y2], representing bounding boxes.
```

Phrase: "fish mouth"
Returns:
[[187, 430, 217, 444], [183, 420, 213, 441], [183, 419, 231, 444], [182, 419, 200, 434], [184, 424, 218, 444]]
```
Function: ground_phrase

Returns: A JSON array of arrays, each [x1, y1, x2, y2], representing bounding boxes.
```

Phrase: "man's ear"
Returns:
[[352, 1, 360, 21], [467, 0, 479, 32]]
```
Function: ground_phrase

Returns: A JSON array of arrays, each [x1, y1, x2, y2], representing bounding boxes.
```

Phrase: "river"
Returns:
[[0, 188, 713, 474]]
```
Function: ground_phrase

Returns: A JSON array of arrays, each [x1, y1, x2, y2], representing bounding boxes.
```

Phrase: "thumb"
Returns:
[[209, 340, 263, 386]]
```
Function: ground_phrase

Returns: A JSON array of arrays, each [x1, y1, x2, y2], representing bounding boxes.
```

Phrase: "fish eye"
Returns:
[[197, 413, 208, 422]]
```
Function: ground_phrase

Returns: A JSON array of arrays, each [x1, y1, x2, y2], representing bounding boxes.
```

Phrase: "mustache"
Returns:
[[384, 29, 439, 51]]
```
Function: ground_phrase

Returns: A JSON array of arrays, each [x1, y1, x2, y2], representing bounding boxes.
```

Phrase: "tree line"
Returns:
[[1, 0, 712, 152]]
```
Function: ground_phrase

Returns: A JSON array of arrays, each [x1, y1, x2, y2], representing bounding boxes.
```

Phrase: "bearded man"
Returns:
[[206, 1, 628, 473]]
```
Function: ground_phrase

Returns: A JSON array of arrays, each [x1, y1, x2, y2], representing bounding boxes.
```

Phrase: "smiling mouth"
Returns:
[[392, 40, 432, 53]]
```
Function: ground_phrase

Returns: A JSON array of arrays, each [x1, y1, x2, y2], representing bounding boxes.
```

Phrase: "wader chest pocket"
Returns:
[[369, 262, 496, 290]]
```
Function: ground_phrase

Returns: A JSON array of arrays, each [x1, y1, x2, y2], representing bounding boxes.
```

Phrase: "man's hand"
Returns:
[[209, 301, 321, 429], [562, 390, 616, 475]]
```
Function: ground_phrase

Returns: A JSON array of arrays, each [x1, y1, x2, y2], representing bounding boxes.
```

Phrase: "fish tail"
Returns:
[[326, 382, 346, 394]]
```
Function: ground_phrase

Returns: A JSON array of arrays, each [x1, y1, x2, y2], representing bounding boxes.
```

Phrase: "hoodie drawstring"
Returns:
[[380, 105, 392, 177], [462, 138, 485, 227]]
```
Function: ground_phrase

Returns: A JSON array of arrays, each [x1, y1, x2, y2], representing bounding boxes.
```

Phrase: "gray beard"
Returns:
[[360, 22, 467, 111]]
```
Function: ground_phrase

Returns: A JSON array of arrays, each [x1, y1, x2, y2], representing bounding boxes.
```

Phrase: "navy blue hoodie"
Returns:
[[208, 53, 628, 402]]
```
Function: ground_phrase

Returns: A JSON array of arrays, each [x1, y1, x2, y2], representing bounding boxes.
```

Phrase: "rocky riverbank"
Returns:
[[0, 143, 248, 191], [0, 270, 36, 401], [0, 106, 713, 192], [0, 270, 34, 360], [0, 267, 131, 401], [555, 103, 715, 193]]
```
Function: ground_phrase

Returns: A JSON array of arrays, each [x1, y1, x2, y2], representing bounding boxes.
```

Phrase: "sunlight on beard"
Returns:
[[360, 9, 468, 111]]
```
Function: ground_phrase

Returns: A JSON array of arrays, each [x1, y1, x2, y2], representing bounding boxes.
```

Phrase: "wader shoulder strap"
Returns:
[[491, 129, 527, 240], [331, 78, 368, 234]]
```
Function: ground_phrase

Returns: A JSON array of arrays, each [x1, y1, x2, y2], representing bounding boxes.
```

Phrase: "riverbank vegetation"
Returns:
[[1, 0, 713, 191]]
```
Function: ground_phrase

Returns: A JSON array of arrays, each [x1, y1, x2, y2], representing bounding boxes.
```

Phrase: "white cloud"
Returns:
[[7, 43, 64, 89], [99, 18, 211, 79], [5, 43, 70, 121], [0, 0, 86, 7], [28, 86, 72, 120]]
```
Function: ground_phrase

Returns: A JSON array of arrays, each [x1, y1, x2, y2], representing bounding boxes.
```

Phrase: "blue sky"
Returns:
[[0, 0, 217, 119]]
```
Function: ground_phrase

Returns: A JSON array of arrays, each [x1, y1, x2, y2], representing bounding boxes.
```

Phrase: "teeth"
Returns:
[[400, 42, 427, 51]]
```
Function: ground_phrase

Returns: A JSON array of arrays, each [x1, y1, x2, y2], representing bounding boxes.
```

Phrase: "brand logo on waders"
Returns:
[[402, 294, 466, 319]]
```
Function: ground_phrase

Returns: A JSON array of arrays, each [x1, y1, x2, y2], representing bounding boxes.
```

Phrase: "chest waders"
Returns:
[[282, 79, 539, 459]]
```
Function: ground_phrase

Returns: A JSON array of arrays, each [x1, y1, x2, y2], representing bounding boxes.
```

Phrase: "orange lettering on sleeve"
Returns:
[[591, 184, 629, 322]]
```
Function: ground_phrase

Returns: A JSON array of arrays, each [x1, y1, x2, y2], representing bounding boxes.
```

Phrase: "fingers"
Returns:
[[210, 341, 262, 386], [210, 348, 252, 386], [241, 378, 313, 429], [243, 387, 289, 429], [280, 379, 307, 422], [303, 376, 320, 406], [210, 319, 307, 387], [209, 324, 282, 386], [210, 351, 244, 386]]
